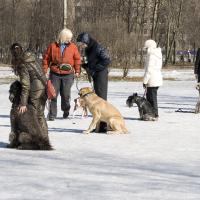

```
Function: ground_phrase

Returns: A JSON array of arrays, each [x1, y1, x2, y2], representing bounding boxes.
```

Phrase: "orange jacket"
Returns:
[[42, 42, 81, 75]]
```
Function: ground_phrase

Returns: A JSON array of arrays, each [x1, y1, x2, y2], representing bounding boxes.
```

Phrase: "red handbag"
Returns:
[[47, 80, 56, 100]]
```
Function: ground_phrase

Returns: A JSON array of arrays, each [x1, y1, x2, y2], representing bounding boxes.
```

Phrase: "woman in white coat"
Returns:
[[143, 39, 163, 119]]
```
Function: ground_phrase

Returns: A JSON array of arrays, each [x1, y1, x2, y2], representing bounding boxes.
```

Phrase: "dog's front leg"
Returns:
[[83, 116, 100, 134], [139, 108, 144, 119], [81, 107, 87, 118], [72, 107, 77, 118], [95, 121, 101, 133], [7, 131, 19, 148]]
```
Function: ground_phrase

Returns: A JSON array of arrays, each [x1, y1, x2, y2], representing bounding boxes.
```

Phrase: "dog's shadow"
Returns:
[[124, 117, 141, 121], [49, 128, 84, 134], [0, 142, 8, 148], [0, 115, 10, 119]]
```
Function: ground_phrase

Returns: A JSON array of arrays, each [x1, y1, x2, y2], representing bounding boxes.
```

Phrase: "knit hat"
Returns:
[[77, 32, 90, 45]]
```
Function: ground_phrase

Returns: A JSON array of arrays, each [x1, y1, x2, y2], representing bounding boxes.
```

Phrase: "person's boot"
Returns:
[[47, 114, 55, 121], [97, 122, 107, 133], [63, 111, 69, 119]]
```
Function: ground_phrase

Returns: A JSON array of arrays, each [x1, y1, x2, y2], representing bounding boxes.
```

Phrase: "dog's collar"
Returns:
[[81, 91, 94, 98]]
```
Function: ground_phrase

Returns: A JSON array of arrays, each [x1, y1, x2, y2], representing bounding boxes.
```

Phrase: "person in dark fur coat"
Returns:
[[8, 43, 52, 150], [77, 32, 111, 132]]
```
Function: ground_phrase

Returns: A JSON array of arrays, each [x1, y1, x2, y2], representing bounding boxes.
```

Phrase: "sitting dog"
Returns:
[[195, 83, 200, 114], [126, 93, 156, 121], [72, 97, 88, 118], [8, 80, 52, 150], [79, 87, 128, 134]]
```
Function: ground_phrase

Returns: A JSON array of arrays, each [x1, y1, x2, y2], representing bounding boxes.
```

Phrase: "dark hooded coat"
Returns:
[[77, 33, 111, 100], [194, 48, 200, 82], [11, 46, 48, 136]]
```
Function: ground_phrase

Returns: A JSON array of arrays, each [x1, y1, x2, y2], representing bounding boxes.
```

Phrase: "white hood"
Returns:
[[147, 47, 162, 60]]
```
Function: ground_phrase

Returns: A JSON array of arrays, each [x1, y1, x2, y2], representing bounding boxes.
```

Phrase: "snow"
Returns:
[[0, 68, 200, 200], [0, 67, 15, 78], [109, 68, 195, 81], [0, 66, 196, 81]]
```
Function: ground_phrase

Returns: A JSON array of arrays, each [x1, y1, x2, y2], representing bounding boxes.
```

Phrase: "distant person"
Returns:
[[194, 48, 200, 82], [42, 28, 81, 121], [180, 52, 184, 63], [187, 50, 192, 63], [143, 39, 163, 120], [77, 32, 111, 132]]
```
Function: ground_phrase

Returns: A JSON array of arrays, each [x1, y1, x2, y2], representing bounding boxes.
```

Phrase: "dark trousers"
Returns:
[[146, 87, 159, 117], [49, 72, 74, 118], [93, 68, 108, 100], [92, 69, 108, 131]]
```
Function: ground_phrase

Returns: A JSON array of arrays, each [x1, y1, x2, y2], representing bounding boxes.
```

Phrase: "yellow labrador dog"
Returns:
[[79, 87, 128, 134]]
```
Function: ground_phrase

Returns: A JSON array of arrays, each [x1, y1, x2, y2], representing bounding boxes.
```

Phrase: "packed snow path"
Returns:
[[0, 79, 199, 200]]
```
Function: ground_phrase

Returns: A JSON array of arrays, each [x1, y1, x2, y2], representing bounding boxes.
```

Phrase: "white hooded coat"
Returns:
[[143, 41, 163, 87]]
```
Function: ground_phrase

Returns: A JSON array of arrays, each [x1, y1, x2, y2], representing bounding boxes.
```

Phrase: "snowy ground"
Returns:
[[0, 66, 195, 81], [0, 68, 200, 200]]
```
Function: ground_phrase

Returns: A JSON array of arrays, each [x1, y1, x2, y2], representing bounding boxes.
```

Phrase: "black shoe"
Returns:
[[98, 122, 107, 133], [47, 115, 55, 121], [63, 112, 69, 119]]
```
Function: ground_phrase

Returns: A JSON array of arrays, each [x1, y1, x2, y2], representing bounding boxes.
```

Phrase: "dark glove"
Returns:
[[143, 83, 147, 89]]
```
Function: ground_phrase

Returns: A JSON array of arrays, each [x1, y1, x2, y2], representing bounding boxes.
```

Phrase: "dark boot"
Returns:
[[97, 122, 107, 133]]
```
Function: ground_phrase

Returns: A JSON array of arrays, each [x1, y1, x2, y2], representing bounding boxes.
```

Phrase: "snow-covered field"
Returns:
[[0, 68, 200, 200], [0, 66, 195, 81]]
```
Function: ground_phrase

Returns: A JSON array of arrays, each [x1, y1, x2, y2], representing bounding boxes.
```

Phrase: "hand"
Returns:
[[18, 106, 27, 114], [75, 73, 80, 78], [143, 83, 147, 89]]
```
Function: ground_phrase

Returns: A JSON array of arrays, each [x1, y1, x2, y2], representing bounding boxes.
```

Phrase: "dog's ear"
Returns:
[[133, 93, 137, 96]]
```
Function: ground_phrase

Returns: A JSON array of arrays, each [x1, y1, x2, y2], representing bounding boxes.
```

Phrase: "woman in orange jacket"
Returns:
[[43, 28, 81, 120]]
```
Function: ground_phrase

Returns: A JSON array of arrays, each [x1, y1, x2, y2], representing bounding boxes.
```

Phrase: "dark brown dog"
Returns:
[[8, 81, 52, 150]]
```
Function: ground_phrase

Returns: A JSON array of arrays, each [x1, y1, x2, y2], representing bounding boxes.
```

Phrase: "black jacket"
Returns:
[[195, 48, 200, 75], [77, 33, 111, 76]]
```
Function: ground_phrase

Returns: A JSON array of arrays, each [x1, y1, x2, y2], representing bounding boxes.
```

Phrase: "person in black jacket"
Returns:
[[77, 32, 111, 132], [194, 48, 200, 82]]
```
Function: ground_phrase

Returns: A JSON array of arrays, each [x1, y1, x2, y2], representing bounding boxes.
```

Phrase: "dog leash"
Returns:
[[143, 88, 147, 98], [75, 76, 80, 91], [75, 74, 94, 92]]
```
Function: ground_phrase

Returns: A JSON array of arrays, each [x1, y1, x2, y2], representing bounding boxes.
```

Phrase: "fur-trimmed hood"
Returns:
[[23, 51, 36, 63]]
